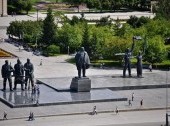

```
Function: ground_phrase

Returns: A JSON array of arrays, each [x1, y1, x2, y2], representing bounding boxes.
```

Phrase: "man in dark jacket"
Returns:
[[13, 59, 24, 90], [75, 47, 90, 78], [1, 60, 14, 91], [24, 58, 34, 89]]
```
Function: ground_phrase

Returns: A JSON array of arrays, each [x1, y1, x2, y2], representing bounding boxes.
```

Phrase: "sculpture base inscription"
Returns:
[[70, 77, 91, 92]]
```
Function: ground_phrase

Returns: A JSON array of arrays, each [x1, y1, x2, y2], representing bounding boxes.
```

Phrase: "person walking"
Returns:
[[3, 111, 7, 120], [1, 60, 14, 91], [115, 106, 119, 114], [92, 106, 97, 115], [132, 92, 134, 101], [140, 99, 143, 107], [128, 99, 132, 106]]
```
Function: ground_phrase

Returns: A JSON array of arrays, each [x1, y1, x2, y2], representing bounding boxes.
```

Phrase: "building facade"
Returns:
[[0, 0, 7, 16]]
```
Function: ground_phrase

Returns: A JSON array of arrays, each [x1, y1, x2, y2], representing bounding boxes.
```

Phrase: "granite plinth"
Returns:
[[70, 77, 91, 92], [0, 83, 127, 108]]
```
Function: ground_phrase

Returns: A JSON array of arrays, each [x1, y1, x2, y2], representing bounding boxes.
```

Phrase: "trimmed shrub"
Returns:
[[46, 44, 60, 56]]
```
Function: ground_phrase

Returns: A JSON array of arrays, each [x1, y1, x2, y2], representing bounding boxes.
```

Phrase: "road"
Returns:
[[0, 110, 166, 126]]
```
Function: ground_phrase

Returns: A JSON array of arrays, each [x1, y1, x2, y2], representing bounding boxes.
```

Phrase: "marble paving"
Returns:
[[0, 83, 127, 108]]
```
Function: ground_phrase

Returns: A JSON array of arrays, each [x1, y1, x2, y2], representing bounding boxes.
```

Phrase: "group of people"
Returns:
[[1, 58, 34, 91]]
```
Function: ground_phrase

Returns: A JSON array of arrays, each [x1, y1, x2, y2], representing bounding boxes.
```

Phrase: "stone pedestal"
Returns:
[[70, 77, 91, 92]]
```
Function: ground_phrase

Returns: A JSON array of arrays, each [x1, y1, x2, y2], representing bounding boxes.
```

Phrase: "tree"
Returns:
[[82, 23, 91, 56], [156, 0, 170, 19], [57, 24, 82, 53], [63, 0, 86, 12], [127, 16, 150, 28], [8, 0, 33, 14], [143, 36, 166, 64], [96, 16, 112, 27], [41, 8, 57, 47], [24, 0, 32, 14], [7, 20, 42, 45]]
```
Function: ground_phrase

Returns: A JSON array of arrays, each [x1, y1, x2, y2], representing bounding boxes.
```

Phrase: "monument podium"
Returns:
[[70, 77, 91, 92]]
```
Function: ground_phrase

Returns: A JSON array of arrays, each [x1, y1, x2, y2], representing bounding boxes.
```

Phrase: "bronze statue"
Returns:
[[24, 58, 34, 89], [136, 36, 147, 77], [1, 60, 14, 91], [123, 40, 135, 77], [75, 47, 90, 78], [13, 59, 25, 90], [136, 51, 143, 77]]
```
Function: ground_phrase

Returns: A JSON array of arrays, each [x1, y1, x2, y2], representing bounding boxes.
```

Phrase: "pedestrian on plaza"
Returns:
[[40, 59, 42, 66], [19, 46, 21, 52], [92, 106, 97, 115], [132, 92, 134, 101], [140, 99, 143, 107], [149, 64, 152, 72], [3, 111, 7, 120], [28, 112, 35, 121], [1, 60, 14, 91], [115, 106, 119, 114], [128, 99, 132, 106]]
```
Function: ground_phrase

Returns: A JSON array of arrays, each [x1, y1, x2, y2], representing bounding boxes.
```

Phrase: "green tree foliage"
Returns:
[[8, 0, 32, 14], [114, 21, 128, 37], [144, 36, 166, 64], [7, 20, 42, 44], [96, 16, 112, 27], [46, 44, 60, 56], [57, 24, 83, 53], [127, 16, 150, 28], [156, 0, 170, 19], [64, 0, 151, 12], [41, 8, 57, 47], [82, 23, 91, 56], [145, 19, 170, 38]]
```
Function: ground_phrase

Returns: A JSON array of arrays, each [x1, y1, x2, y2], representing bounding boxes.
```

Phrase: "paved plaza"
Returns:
[[0, 40, 169, 120], [0, 12, 168, 125]]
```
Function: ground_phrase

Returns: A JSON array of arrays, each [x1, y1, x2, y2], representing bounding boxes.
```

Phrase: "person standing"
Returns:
[[24, 58, 34, 90], [149, 64, 152, 72], [1, 60, 14, 91], [13, 59, 25, 90], [75, 47, 90, 78]]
